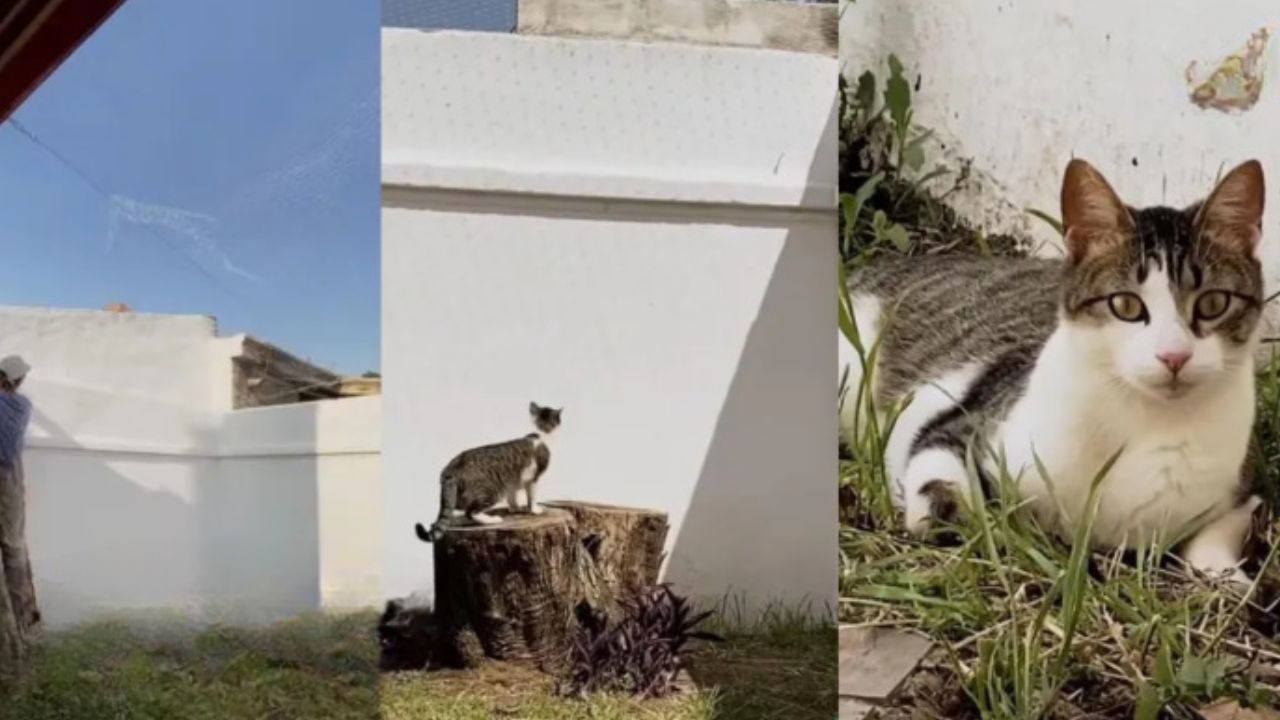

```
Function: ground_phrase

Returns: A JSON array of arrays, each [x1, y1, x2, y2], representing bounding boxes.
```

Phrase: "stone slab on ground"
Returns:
[[1200, 701, 1280, 720], [839, 696, 874, 720], [839, 625, 932, 701]]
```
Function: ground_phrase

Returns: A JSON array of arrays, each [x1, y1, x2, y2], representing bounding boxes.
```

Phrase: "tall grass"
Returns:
[[839, 265, 1280, 717]]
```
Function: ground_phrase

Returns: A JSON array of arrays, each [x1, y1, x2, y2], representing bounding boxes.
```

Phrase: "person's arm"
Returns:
[[0, 393, 30, 436], [14, 395, 28, 436]]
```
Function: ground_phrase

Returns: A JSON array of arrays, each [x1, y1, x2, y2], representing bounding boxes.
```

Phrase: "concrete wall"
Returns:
[[518, 0, 838, 55], [382, 29, 837, 618], [2, 306, 382, 627], [841, 2, 1280, 318], [0, 305, 234, 411], [219, 396, 382, 613]]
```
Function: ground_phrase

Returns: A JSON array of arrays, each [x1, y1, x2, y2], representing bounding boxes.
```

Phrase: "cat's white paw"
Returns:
[[903, 492, 934, 536], [1182, 552, 1251, 587], [904, 479, 964, 535], [1181, 496, 1259, 586], [529, 504, 545, 515], [1198, 566, 1254, 599], [901, 450, 968, 535], [1227, 568, 1254, 588], [471, 512, 502, 525]]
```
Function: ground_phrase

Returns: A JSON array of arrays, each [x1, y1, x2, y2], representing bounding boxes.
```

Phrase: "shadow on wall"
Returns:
[[839, 0, 919, 74], [663, 93, 838, 623], [196, 403, 321, 625], [25, 396, 322, 627], [28, 407, 204, 626]]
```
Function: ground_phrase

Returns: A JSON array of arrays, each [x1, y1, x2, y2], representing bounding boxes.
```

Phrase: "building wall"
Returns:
[[2, 305, 383, 627], [0, 305, 232, 411], [517, 0, 837, 55], [840, 2, 1280, 314], [231, 337, 342, 409], [382, 29, 837, 618]]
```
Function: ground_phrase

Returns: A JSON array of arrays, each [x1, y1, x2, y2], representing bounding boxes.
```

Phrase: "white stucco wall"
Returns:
[[841, 2, 1280, 309], [1, 307, 382, 627], [219, 397, 382, 613], [0, 306, 232, 412], [382, 29, 837, 618]]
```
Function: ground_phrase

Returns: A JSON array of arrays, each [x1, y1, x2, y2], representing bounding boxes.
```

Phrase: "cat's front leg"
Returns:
[[526, 482, 544, 514], [1181, 495, 1261, 585], [901, 448, 969, 534]]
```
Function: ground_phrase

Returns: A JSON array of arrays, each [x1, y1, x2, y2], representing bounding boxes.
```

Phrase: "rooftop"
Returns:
[[0, 0, 129, 122]]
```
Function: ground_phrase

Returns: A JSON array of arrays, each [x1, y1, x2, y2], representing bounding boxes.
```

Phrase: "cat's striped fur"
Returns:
[[415, 402, 562, 542], [848, 253, 1059, 472], [841, 159, 1267, 581]]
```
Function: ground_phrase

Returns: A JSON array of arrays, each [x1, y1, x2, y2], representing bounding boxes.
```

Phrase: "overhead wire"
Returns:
[[4, 116, 227, 289]]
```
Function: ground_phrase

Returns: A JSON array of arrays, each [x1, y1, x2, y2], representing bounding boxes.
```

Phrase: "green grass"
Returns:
[[0, 608, 834, 720], [0, 612, 381, 720], [839, 269, 1280, 718]]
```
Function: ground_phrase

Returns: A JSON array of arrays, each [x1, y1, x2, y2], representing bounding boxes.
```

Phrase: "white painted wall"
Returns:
[[0, 306, 233, 412], [382, 29, 837, 618], [219, 397, 382, 614], [841, 2, 1280, 307], [0, 306, 383, 627]]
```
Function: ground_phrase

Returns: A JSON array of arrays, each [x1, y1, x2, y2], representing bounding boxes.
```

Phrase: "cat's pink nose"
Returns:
[[1157, 350, 1192, 374]]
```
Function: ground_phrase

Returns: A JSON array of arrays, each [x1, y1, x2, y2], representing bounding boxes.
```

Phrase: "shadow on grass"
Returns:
[[689, 625, 837, 720], [0, 611, 381, 720]]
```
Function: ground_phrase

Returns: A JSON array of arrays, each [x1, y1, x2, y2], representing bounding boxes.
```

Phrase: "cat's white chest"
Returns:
[[996, 339, 1253, 549], [1003, 423, 1240, 547], [520, 436, 544, 482]]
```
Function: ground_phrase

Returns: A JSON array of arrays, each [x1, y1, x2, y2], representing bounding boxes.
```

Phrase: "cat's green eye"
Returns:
[[1194, 290, 1232, 321], [1107, 293, 1147, 323]]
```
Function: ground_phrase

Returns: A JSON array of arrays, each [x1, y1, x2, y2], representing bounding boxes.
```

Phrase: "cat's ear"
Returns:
[[1061, 159, 1134, 263], [1194, 159, 1265, 255], [529, 401, 539, 415]]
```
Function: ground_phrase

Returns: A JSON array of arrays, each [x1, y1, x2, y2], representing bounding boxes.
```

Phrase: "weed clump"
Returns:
[[559, 584, 723, 700], [839, 55, 1029, 268]]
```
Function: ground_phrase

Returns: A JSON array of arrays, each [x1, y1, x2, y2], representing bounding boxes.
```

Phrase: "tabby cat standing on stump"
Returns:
[[416, 402, 562, 542]]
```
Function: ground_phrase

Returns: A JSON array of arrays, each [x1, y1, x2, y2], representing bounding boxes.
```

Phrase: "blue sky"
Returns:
[[382, 0, 515, 31], [0, 0, 380, 375]]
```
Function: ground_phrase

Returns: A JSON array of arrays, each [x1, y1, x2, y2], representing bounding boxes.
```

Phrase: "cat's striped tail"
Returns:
[[414, 522, 444, 543]]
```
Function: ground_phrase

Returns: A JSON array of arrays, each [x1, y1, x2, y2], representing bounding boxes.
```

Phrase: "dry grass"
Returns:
[[382, 662, 709, 720], [0, 608, 834, 720]]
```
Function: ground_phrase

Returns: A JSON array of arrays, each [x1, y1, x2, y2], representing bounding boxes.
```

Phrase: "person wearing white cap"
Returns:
[[0, 355, 37, 635]]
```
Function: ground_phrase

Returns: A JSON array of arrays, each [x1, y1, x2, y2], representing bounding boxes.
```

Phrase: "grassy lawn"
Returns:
[[0, 609, 835, 720]]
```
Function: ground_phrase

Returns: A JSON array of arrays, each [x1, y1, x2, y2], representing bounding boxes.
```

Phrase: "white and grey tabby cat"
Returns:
[[840, 159, 1267, 581], [415, 402, 562, 542]]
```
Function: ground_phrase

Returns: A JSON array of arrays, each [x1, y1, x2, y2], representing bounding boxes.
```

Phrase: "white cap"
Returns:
[[0, 356, 30, 382]]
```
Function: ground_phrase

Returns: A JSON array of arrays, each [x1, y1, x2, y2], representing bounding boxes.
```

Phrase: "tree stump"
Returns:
[[432, 501, 668, 671]]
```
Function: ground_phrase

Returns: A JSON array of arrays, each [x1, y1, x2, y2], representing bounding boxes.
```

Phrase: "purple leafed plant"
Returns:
[[560, 583, 724, 699]]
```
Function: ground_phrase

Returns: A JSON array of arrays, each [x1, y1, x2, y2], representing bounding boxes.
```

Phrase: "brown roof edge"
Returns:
[[0, 0, 130, 123], [239, 335, 341, 383]]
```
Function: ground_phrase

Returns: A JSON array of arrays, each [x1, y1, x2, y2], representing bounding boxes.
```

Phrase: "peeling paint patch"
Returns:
[[1186, 28, 1269, 112]]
